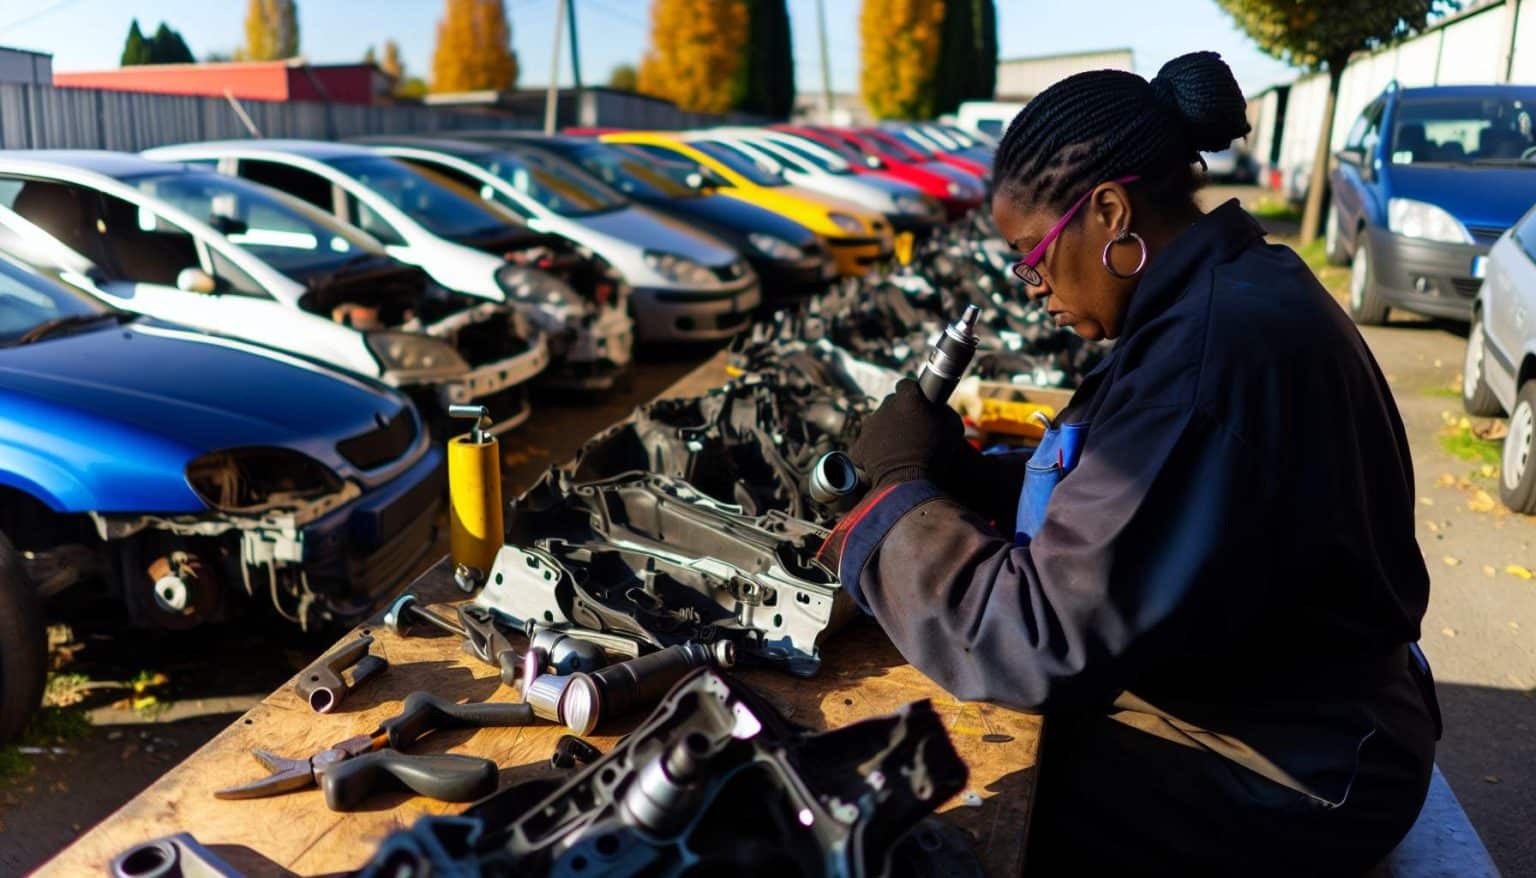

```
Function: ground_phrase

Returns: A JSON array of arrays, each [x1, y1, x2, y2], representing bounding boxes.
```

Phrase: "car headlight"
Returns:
[[946, 182, 962, 197], [893, 193, 929, 215], [366, 331, 468, 380], [828, 212, 865, 234], [747, 232, 804, 261], [643, 250, 718, 286], [1388, 198, 1472, 244], [496, 263, 583, 308], [185, 448, 343, 512]]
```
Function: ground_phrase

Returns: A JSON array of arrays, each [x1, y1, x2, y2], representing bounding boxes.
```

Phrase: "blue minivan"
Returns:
[[1327, 83, 1536, 324]]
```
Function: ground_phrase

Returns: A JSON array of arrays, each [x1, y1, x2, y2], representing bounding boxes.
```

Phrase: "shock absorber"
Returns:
[[447, 405, 502, 590]]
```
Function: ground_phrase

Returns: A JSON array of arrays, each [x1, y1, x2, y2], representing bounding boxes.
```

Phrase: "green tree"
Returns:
[[149, 23, 195, 64], [608, 63, 638, 92], [241, 0, 301, 61], [932, 0, 997, 115], [860, 0, 946, 120], [733, 0, 795, 118], [430, 0, 519, 93], [368, 40, 428, 99], [638, 0, 749, 113], [120, 19, 151, 66], [1215, 0, 1458, 242]]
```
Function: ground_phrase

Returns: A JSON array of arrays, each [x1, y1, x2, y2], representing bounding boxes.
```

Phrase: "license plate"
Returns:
[[1471, 256, 1487, 279]]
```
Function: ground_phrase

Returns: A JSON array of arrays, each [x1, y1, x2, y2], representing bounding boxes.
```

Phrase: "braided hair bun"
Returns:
[[993, 51, 1250, 211]]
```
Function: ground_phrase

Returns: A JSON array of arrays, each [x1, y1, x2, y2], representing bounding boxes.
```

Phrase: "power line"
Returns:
[[0, 0, 91, 32], [581, 0, 647, 31]]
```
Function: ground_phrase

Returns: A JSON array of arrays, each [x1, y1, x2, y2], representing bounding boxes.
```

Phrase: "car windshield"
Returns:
[[1391, 96, 1536, 166], [472, 149, 627, 217], [867, 130, 933, 161], [761, 138, 851, 174], [0, 253, 105, 345], [569, 144, 699, 199], [129, 171, 382, 279], [325, 154, 515, 240], [689, 141, 786, 186]]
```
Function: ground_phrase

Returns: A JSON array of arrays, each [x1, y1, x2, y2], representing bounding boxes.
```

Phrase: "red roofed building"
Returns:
[[53, 60, 390, 105]]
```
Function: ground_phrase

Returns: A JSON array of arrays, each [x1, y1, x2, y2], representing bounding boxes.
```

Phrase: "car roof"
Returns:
[[0, 149, 193, 179], [1398, 84, 1536, 100], [155, 139, 377, 159], [348, 135, 499, 157]]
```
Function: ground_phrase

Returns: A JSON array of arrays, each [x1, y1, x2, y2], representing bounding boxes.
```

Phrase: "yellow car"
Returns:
[[602, 132, 894, 277]]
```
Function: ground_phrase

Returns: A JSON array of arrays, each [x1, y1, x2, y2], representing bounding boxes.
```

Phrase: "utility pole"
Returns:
[[815, 0, 834, 122], [567, 0, 582, 92], [545, 0, 567, 134]]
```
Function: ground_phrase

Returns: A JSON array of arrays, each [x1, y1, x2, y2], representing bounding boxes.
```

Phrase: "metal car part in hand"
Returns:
[[482, 470, 846, 676], [412, 670, 971, 878]]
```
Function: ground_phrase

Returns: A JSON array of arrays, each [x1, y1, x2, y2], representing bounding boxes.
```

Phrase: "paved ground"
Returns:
[[4, 189, 1534, 873]]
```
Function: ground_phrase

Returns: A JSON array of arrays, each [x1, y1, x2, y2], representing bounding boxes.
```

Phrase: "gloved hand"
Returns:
[[849, 379, 967, 490]]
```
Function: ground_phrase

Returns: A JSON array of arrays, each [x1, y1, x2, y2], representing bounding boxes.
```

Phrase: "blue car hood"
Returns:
[[0, 321, 409, 513], [636, 193, 820, 249], [576, 205, 740, 268], [1386, 164, 1536, 230]]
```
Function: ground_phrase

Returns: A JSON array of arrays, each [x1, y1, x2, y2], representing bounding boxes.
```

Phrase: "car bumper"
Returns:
[[544, 306, 635, 391], [438, 333, 551, 408], [888, 213, 945, 233], [827, 237, 895, 276], [753, 255, 836, 303], [1367, 227, 1485, 320], [299, 444, 445, 608], [630, 282, 762, 342]]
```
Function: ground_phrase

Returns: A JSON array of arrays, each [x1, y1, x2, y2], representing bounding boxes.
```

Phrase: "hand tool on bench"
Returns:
[[215, 691, 534, 811], [385, 593, 522, 685], [294, 634, 387, 713]]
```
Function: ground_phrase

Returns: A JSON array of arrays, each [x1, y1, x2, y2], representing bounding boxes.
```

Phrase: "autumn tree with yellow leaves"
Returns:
[[430, 0, 519, 94], [860, 0, 946, 120], [637, 0, 749, 114], [240, 0, 300, 61]]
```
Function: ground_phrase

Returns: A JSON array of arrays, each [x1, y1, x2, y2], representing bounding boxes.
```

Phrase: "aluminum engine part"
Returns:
[[484, 470, 846, 676]]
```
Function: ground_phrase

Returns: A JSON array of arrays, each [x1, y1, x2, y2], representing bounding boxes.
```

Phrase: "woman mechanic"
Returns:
[[826, 53, 1440, 874]]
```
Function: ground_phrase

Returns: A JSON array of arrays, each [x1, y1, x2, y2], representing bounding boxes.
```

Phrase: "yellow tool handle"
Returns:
[[447, 434, 503, 575]]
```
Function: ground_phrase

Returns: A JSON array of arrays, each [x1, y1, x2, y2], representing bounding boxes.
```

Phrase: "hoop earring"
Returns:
[[1102, 231, 1147, 279]]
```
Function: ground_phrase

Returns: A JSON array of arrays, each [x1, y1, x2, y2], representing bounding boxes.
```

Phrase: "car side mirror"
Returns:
[[1336, 147, 1364, 166], [176, 267, 218, 294]]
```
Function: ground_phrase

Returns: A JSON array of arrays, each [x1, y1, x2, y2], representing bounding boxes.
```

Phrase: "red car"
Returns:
[[857, 127, 990, 181], [774, 124, 984, 220]]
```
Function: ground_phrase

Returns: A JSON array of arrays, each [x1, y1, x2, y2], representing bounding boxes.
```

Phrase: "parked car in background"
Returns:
[[1327, 83, 1536, 325], [603, 132, 894, 277], [1200, 145, 1257, 183], [772, 125, 984, 219], [352, 136, 764, 343], [0, 250, 445, 739], [860, 127, 990, 181], [883, 122, 995, 168], [144, 140, 633, 388], [0, 152, 547, 433], [1463, 205, 1536, 513], [694, 128, 945, 232], [954, 100, 1024, 142], [475, 133, 835, 305]]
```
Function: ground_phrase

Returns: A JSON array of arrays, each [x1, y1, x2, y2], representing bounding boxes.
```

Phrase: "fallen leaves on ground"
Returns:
[[1506, 565, 1534, 580], [1468, 490, 1497, 513], [1442, 556, 1461, 567], [1441, 627, 1457, 638]]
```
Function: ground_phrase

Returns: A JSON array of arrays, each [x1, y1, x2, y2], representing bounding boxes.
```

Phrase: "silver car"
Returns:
[[348, 136, 763, 344], [143, 140, 633, 389], [1463, 203, 1536, 512]]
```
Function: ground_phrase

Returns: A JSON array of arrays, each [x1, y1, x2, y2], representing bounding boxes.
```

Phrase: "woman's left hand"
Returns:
[[849, 379, 967, 490]]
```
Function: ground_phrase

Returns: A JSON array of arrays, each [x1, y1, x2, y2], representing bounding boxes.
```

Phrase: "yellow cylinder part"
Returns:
[[448, 434, 503, 575], [974, 399, 1056, 440]]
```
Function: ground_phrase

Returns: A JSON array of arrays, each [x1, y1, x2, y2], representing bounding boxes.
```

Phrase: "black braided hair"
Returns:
[[993, 51, 1251, 213]]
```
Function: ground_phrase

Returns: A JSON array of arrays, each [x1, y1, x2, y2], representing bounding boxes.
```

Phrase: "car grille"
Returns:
[[1451, 278, 1482, 298], [1468, 225, 1506, 244], [710, 261, 749, 283], [456, 314, 530, 367], [337, 410, 416, 471]]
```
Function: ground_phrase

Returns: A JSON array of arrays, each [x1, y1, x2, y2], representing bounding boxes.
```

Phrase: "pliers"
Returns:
[[216, 691, 535, 811]]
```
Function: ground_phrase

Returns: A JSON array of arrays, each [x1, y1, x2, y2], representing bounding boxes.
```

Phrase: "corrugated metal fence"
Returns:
[[0, 84, 538, 151]]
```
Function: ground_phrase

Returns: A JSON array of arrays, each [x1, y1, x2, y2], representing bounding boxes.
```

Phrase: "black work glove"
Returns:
[[849, 379, 967, 490]]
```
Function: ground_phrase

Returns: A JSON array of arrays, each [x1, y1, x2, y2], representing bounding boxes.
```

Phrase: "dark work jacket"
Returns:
[[830, 201, 1435, 807]]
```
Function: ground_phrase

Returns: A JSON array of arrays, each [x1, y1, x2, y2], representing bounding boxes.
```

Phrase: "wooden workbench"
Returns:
[[41, 352, 1043, 877]]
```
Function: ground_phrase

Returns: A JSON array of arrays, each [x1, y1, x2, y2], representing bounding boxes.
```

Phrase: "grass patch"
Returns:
[[1440, 425, 1502, 465], [0, 701, 93, 783], [1426, 385, 1462, 399], [1250, 196, 1302, 223]]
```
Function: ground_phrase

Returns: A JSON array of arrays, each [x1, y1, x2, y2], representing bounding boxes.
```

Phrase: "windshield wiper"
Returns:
[[15, 312, 126, 345]]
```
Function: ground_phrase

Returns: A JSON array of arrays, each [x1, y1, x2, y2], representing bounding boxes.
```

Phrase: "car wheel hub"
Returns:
[[1505, 400, 1534, 491]]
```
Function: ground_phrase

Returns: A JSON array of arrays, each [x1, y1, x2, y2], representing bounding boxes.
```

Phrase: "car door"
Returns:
[[1488, 208, 1536, 391], [1333, 99, 1384, 252]]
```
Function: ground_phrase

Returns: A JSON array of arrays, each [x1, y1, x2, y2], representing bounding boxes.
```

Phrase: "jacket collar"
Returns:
[[1117, 199, 1265, 339]]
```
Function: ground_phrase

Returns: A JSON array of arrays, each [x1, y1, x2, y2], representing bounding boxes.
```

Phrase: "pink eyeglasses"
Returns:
[[1011, 175, 1140, 286]]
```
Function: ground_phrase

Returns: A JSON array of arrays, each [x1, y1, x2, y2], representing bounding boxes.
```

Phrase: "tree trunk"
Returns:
[[1299, 65, 1345, 244]]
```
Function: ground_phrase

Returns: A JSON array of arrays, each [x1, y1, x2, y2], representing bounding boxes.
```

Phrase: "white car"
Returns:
[[1464, 204, 1536, 512], [0, 151, 547, 433], [143, 140, 632, 389], [351, 136, 765, 343], [689, 129, 944, 232]]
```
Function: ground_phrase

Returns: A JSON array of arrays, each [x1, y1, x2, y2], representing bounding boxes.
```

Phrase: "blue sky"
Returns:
[[1, 0, 1302, 96]]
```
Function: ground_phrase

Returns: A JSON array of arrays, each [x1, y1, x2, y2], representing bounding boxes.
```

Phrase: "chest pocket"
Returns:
[[1015, 422, 1089, 543]]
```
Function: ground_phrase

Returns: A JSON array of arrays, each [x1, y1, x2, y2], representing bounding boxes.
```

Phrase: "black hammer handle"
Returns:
[[319, 749, 497, 811], [377, 691, 535, 750]]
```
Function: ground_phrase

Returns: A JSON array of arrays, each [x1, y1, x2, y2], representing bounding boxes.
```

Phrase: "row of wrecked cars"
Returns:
[[321, 214, 1103, 876]]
